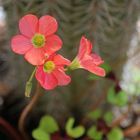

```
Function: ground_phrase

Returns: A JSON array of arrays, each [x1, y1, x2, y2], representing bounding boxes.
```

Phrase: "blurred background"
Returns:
[[0, 0, 140, 140]]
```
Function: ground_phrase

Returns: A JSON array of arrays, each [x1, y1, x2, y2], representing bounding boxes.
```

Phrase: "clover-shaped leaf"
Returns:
[[107, 87, 116, 104], [32, 128, 50, 140], [88, 109, 102, 120], [107, 87, 128, 107], [87, 126, 103, 140], [39, 115, 59, 134], [103, 112, 113, 124], [115, 91, 128, 106], [66, 117, 85, 138], [107, 127, 123, 140]]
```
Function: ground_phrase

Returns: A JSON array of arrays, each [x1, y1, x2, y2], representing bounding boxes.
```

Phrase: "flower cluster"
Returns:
[[11, 14, 105, 90]]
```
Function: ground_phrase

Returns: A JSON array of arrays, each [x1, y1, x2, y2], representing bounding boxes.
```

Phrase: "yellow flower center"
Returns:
[[43, 61, 55, 73], [32, 34, 45, 48]]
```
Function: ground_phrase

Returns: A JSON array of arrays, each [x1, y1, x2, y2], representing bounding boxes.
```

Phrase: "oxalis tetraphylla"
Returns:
[[11, 14, 105, 95]]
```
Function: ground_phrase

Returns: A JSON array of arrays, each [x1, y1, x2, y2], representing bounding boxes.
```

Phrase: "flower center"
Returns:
[[32, 34, 45, 48], [43, 61, 55, 73]]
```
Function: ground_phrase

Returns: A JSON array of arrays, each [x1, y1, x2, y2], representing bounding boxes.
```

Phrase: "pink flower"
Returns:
[[35, 54, 71, 90], [69, 36, 105, 76], [11, 14, 62, 65]]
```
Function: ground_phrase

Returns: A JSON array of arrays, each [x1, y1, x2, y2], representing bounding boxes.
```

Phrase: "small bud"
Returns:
[[25, 81, 32, 97]]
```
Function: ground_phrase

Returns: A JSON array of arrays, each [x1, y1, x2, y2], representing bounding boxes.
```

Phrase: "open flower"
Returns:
[[69, 36, 105, 76], [35, 54, 71, 90], [11, 14, 62, 65]]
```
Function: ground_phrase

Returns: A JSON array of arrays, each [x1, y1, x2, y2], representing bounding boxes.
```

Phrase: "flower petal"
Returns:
[[81, 60, 105, 77], [44, 35, 62, 55], [24, 47, 45, 65], [36, 66, 57, 90], [19, 14, 38, 38], [11, 35, 32, 54], [91, 53, 104, 65], [35, 66, 46, 86], [78, 36, 92, 60], [39, 15, 58, 36], [77, 36, 87, 59], [53, 68, 71, 86], [44, 74, 58, 90], [53, 54, 71, 66]]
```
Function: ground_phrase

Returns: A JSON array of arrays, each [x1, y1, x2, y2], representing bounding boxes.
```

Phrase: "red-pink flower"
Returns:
[[11, 14, 62, 65], [35, 54, 71, 90], [70, 36, 105, 76]]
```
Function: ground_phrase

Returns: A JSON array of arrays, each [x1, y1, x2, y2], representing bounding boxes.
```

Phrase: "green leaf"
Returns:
[[88, 74, 101, 80], [107, 87, 128, 107], [107, 127, 123, 140], [66, 117, 85, 138], [39, 115, 59, 134], [107, 87, 116, 104], [88, 109, 102, 120], [101, 63, 111, 74], [32, 128, 50, 140], [87, 126, 103, 140], [103, 112, 113, 124], [115, 91, 128, 107]]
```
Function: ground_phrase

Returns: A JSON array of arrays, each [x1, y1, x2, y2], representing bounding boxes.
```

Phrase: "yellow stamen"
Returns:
[[32, 34, 45, 48], [43, 61, 55, 73]]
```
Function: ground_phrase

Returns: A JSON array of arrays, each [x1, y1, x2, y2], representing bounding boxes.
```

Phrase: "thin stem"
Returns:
[[123, 124, 140, 136], [0, 117, 22, 140], [18, 83, 41, 140]]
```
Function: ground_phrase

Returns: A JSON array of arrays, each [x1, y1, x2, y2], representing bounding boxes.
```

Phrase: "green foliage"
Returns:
[[87, 126, 103, 140], [65, 117, 85, 138], [101, 63, 112, 74], [88, 74, 101, 80], [107, 127, 124, 140], [32, 115, 59, 140], [88, 109, 114, 124], [103, 112, 113, 124], [115, 91, 128, 106], [88, 109, 102, 120], [32, 128, 50, 140], [107, 87, 116, 104], [107, 87, 128, 107], [39, 115, 59, 134]]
